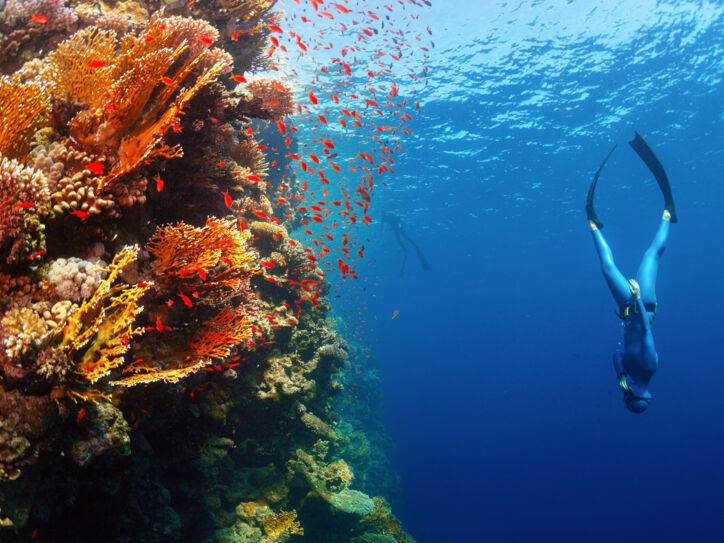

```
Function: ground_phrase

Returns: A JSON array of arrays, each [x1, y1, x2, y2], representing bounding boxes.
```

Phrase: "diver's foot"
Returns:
[[663, 209, 671, 222], [589, 219, 599, 231]]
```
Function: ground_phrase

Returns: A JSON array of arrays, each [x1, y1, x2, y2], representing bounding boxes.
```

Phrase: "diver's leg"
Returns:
[[635, 214, 671, 306], [590, 224, 631, 309]]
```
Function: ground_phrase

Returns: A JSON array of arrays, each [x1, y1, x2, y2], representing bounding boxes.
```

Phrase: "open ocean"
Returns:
[[331, 1, 724, 542]]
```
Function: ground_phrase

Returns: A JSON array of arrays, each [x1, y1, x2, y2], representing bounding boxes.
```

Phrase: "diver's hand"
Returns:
[[628, 279, 641, 299]]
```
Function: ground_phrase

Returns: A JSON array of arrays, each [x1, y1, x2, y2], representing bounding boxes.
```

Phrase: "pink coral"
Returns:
[[0, 154, 49, 244], [2, 0, 78, 32]]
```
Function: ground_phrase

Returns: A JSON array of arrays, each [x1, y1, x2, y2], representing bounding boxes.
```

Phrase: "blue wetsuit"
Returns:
[[591, 218, 670, 412]]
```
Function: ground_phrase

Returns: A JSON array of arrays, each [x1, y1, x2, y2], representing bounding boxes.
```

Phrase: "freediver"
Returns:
[[380, 211, 430, 277], [587, 131, 677, 414]]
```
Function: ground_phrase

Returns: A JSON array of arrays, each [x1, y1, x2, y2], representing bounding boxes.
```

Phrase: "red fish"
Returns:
[[231, 74, 247, 83], [161, 76, 173, 85], [309, 90, 318, 104], [154, 174, 163, 192], [199, 37, 213, 45], [247, 174, 262, 183], [29, 250, 45, 259], [30, 14, 47, 23], [18, 201, 35, 209], [85, 162, 104, 175], [223, 190, 232, 208], [86, 61, 106, 68], [72, 209, 90, 220], [77, 408, 87, 423], [179, 292, 192, 307]]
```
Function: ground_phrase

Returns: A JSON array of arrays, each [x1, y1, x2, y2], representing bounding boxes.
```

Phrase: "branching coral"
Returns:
[[0, 75, 49, 160], [244, 78, 295, 121]]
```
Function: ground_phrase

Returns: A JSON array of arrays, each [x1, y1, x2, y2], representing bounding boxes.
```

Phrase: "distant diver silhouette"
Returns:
[[381, 211, 430, 277], [587, 131, 677, 413]]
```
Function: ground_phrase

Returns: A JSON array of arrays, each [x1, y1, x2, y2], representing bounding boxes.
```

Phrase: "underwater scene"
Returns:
[[0, 0, 722, 541]]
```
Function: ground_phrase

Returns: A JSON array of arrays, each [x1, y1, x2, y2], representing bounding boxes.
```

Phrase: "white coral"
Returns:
[[46, 257, 106, 303]]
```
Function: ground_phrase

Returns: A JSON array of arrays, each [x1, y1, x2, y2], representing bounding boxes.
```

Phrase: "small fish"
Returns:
[[160, 76, 173, 85], [18, 201, 35, 209], [268, 25, 283, 33], [154, 174, 164, 192], [86, 60, 106, 68], [30, 14, 47, 23], [308, 90, 318, 104], [156, 316, 163, 332], [144, 35, 156, 42], [231, 73, 247, 83], [179, 292, 192, 307], [199, 37, 213, 45], [247, 174, 262, 183], [85, 162, 104, 175], [29, 250, 45, 259], [223, 190, 232, 208], [218, 161, 226, 167], [77, 407, 87, 423], [392, 310, 399, 320], [72, 209, 90, 220]]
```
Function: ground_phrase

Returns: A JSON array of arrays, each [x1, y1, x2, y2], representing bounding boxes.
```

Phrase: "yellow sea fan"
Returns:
[[0, 75, 49, 161]]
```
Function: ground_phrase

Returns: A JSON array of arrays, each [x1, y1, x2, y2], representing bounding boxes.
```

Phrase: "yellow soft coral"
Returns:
[[261, 509, 303, 538], [54, 245, 152, 384]]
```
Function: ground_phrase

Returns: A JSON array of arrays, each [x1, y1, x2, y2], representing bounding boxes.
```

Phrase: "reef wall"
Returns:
[[0, 1, 415, 541]]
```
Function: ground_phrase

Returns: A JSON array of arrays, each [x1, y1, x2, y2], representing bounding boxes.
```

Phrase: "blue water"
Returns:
[[350, 1, 724, 541]]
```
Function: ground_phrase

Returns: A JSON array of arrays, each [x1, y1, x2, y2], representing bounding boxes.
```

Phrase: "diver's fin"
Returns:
[[415, 246, 430, 271], [628, 131, 677, 223], [586, 144, 618, 229]]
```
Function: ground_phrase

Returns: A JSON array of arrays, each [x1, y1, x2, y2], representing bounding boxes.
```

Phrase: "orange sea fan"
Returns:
[[110, 306, 252, 386], [45, 15, 231, 192], [147, 217, 256, 300]]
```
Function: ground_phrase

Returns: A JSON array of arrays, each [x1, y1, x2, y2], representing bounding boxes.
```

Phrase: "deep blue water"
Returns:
[[348, 1, 724, 542]]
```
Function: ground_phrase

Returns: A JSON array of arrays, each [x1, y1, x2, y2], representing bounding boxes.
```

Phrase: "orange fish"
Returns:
[[161, 76, 173, 85], [156, 316, 163, 332], [223, 190, 232, 208], [85, 162, 104, 175], [231, 73, 247, 83], [18, 201, 35, 209], [199, 37, 213, 45], [29, 250, 45, 259], [30, 14, 47, 23], [77, 407, 87, 423], [309, 90, 318, 104], [154, 174, 163, 192], [247, 174, 262, 183], [86, 60, 106, 68], [72, 209, 90, 220], [268, 25, 283, 33]]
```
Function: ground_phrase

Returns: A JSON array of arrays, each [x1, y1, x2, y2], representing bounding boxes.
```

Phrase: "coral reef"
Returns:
[[0, 2, 415, 542]]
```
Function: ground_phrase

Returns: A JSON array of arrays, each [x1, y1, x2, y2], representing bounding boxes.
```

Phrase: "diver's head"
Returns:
[[619, 376, 651, 413], [625, 395, 650, 413]]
